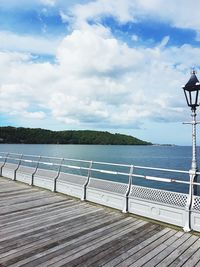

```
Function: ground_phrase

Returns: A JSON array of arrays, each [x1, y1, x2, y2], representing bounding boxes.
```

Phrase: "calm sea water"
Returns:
[[0, 144, 199, 194]]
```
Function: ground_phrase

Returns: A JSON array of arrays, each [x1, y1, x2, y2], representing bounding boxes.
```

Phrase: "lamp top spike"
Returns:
[[191, 68, 197, 75]]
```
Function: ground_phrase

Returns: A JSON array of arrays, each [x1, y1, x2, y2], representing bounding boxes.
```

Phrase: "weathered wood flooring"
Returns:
[[0, 178, 200, 267]]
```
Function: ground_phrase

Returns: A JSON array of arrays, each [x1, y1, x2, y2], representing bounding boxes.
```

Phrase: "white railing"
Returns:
[[0, 151, 200, 232]]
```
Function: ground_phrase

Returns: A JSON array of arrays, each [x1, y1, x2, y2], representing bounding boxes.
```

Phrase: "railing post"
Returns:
[[183, 170, 195, 232], [53, 158, 64, 192], [31, 156, 41, 186], [81, 161, 93, 201], [0, 153, 9, 176], [123, 165, 134, 213], [14, 154, 23, 181]]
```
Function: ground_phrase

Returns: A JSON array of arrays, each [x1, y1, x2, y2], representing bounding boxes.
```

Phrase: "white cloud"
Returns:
[[195, 32, 200, 42], [131, 35, 139, 42], [159, 36, 170, 48], [40, 0, 56, 6], [57, 24, 143, 75], [1, 0, 200, 135], [0, 31, 62, 55], [59, 10, 71, 22], [0, 83, 46, 119], [69, 0, 200, 34], [0, 22, 196, 129], [71, 0, 137, 26], [138, 0, 200, 31]]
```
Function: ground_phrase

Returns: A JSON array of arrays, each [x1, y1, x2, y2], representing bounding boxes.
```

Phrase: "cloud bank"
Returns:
[[0, 0, 200, 141]]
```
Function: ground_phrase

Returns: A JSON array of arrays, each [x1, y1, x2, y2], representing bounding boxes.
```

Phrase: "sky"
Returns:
[[0, 0, 200, 145]]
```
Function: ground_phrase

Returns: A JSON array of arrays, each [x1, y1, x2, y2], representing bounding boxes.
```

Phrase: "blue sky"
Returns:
[[0, 0, 200, 145]]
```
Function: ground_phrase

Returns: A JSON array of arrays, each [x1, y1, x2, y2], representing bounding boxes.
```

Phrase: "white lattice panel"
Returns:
[[88, 178, 128, 195], [192, 196, 200, 211], [58, 172, 87, 186], [129, 185, 187, 208], [191, 200, 200, 231]]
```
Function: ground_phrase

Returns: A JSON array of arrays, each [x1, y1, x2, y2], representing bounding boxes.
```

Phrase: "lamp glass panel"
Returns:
[[190, 90, 198, 106], [184, 90, 190, 106]]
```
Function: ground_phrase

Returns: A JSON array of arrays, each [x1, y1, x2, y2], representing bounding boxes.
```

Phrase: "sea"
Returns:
[[0, 144, 199, 194]]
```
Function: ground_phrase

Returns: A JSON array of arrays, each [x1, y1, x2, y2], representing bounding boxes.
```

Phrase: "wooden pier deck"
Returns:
[[0, 178, 200, 267]]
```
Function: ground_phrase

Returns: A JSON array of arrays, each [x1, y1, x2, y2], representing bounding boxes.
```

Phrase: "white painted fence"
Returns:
[[0, 152, 200, 232]]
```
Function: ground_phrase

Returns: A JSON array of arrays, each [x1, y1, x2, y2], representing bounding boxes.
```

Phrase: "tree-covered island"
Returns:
[[0, 127, 152, 145]]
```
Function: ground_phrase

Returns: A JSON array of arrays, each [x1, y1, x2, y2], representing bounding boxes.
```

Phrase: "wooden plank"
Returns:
[[116, 229, 176, 267], [0, 192, 56, 207], [1, 211, 113, 257], [102, 228, 171, 267], [6, 217, 136, 267], [0, 182, 31, 190], [0, 212, 118, 257], [141, 231, 189, 267], [157, 235, 199, 267], [129, 231, 189, 267], [0, 199, 73, 225], [183, 247, 200, 267], [0, 201, 120, 258], [0, 200, 76, 226], [169, 238, 200, 267], [0, 209, 120, 263], [72, 224, 163, 267], [0, 195, 65, 216], [31, 218, 142, 267], [0, 205, 100, 242], [1, 178, 200, 267], [0, 188, 32, 195], [0, 210, 119, 255], [0, 201, 90, 233]]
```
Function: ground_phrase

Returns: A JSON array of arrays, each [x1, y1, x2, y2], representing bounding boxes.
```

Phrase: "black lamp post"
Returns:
[[182, 70, 200, 194]]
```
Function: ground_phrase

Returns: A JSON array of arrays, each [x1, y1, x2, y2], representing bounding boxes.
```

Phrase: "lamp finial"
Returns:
[[191, 68, 197, 75]]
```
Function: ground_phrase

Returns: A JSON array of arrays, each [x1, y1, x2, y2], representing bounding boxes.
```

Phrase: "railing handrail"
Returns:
[[92, 160, 131, 168], [0, 152, 92, 164], [134, 165, 189, 174], [0, 152, 190, 172], [0, 152, 193, 187]]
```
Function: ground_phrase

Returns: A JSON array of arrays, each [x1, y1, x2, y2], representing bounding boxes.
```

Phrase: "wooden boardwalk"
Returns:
[[0, 178, 200, 267]]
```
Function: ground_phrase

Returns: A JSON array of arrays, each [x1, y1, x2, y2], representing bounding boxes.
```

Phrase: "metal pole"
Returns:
[[81, 161, 93, 201], [183, 107, 199, 231], [53, 158, 64, 192], [31, 156, 41, 186], [191, 108, 197, 170], [14, 154, 23, 181], [191, 107, 198, 195], [123, 165, 134, 213], [0, 152, 9, 176]]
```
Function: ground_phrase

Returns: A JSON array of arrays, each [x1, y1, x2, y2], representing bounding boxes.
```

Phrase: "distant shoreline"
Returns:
[[0, 126, 152, 146], [0, 143, 182, 147]]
